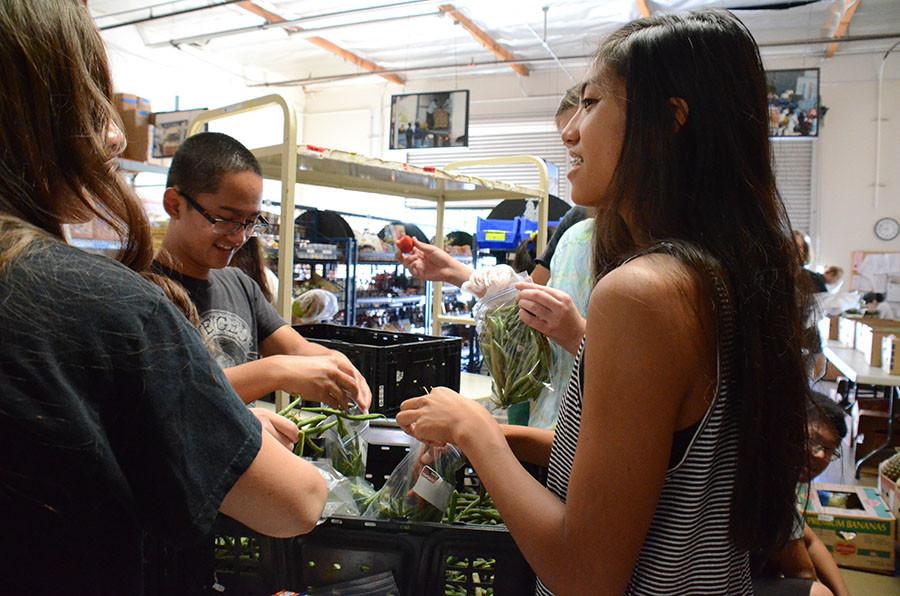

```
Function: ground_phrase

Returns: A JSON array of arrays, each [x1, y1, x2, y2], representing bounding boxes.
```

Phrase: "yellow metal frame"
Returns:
[[432, 156, 550, 335]]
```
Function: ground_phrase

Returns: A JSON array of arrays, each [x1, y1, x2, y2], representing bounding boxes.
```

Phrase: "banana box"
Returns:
[[797, 483, 895, 574]]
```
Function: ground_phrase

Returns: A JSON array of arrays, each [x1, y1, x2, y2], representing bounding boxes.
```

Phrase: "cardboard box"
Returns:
[[825, 315, 841, 341], [839, 316, 860, 348], [112, 92, 151, 114], [856, 318, 900, 367], [151, 108, 207, 158], [881, 335, 900, 375], [878, 459, 900, 544], [119, 110, 150, 162], [798, 482, 896, 574]]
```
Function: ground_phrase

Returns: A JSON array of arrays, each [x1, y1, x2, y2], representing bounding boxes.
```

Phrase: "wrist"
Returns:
[[455, 408, 503, 454], [448, 262, 474, 287]]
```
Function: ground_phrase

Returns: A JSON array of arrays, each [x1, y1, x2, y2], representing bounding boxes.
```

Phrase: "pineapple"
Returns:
[[883, 449, 900, 482]]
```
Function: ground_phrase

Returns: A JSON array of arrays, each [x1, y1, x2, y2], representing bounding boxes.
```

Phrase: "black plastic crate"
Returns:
[[144, 515, 289, 596], [422, 526, 536, 596], [209, 515, 288, 595], [294, 324, 462, 415], [285, 517, 430, 595]]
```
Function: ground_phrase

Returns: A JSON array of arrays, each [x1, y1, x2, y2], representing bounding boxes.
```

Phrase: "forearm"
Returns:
[[445, 262, 474, 287], [224, 358, 283, 404], [460, 425, 583, 593], [501, 424, 554, 467], [283, 336, 331, 357], [807, 531, 850, 596]]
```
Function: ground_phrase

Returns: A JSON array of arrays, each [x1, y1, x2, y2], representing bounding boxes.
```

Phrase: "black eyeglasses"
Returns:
[[178, 190, 269, 237], [810, 443, 842, 463]]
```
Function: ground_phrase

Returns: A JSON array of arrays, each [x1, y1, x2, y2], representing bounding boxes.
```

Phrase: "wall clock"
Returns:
[[875, 217, 900, 241]]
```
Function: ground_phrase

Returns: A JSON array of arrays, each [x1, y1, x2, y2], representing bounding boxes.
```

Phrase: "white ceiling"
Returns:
[[89, 0, 900, 87]]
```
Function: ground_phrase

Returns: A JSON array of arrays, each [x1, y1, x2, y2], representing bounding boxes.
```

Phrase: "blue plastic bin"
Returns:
[[475, 217, 519, 250]]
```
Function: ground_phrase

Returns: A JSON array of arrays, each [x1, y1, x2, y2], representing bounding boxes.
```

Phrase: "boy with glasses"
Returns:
[[754, 391, 850, 596], [155, 132, 370, 412]]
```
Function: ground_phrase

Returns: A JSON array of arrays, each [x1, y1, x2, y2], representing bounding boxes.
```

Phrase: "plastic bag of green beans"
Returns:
[[362, 438, 465, 522], [473, 285, 553, 408], [323, 407, 371, 479]]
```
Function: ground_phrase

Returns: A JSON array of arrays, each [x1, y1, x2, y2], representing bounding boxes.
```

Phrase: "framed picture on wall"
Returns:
[[766, 68, 820, 137], [389, 90, 469, 150]]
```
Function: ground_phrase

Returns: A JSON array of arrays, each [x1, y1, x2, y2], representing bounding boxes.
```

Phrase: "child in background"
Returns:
[[754, 391, 850, 596]]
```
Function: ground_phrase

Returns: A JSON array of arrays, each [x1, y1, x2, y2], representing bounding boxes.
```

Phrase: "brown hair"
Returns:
[[0, 0, 151, 272], [139, 271, 200, 327], [229, 236, 275, 303]]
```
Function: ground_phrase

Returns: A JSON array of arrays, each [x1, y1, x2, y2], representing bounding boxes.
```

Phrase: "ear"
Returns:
[[668, 97, 689, 132], [163, 188, 183, 219]]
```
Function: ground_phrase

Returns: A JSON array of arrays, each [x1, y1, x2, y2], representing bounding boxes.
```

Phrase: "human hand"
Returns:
[[396, 387, 496, 450], [250, 408, 299, 450], [398, 238, 472, 286], [274, 353, 371, 411], [515, 282, 585, 356]]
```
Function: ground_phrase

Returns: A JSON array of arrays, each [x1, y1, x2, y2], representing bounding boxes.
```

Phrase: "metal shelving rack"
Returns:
[[187, 94, 549, 409]]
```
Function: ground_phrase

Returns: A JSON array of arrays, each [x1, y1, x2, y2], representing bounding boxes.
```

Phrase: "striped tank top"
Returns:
[[535, 244, 752, 595]]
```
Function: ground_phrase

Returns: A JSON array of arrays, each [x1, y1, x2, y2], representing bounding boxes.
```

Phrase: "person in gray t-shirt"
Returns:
[[157, 132, 371, 411]]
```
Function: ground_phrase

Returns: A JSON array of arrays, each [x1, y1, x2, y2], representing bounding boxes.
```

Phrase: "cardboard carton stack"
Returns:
[[113, 93, 151, 162], [856, 318, 900, 367]]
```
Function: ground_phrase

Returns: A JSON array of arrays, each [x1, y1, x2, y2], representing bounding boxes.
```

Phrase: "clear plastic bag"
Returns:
[[311, 460, 361, 518], [292, 289, 339, 324], [461, 264, 522, 299], [363, 438, 465, 522], [473, 285, 553, 408], [323, 409, 370, 479]]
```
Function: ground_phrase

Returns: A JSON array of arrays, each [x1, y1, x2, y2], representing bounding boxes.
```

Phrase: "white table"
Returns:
[[823, 340, 899, 477]]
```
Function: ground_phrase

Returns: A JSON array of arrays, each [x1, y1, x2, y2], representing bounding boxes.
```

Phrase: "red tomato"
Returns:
[[397, 235, 415, 254]]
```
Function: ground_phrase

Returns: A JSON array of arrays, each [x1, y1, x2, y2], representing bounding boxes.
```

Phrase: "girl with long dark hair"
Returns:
[[398, 10, 810, 594]]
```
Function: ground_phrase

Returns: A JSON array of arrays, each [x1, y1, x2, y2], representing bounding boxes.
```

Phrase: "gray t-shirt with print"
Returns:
[[153, 263, 285, 368]]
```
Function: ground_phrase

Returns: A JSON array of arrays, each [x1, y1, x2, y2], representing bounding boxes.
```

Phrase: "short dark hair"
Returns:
[[807, 390, 847, 440], [166, 132, 261, 198], [556, 85, 581, 119]]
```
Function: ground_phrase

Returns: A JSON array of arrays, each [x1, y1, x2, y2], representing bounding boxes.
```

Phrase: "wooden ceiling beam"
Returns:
[[825, 0, 861, 58], [636, 0, 651, 18], [236, 1, 404, 84], [438, 4, 529, 77]]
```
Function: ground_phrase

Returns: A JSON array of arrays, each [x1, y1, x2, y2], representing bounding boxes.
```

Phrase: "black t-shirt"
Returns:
[[152, 263, 285, 368], [0, 240, 262, 595], [534, 206, 589, 269]]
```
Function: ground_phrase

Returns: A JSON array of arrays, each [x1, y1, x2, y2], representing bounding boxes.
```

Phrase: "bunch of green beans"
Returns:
[[480, 300, 552, 408], [444, 555, 496, 596], [277, 399, 383, 459], [443, 489, 503, 526]]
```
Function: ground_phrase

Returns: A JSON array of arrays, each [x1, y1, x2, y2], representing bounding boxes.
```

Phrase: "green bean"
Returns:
[[278, 395, 304, 416]]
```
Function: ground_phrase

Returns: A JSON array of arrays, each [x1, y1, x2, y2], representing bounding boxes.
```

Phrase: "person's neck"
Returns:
[[158, 240, 210, 280]]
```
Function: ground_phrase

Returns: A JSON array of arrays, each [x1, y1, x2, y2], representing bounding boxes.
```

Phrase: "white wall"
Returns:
[[298, 68, 584, 233], [300, 53, 900, 275], [811, 54, 900, 277]]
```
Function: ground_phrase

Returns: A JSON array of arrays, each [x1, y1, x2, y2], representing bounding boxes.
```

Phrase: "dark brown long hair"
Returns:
[[0, 0, 151, 272], [590, 10, 810, 554], [229, 236, 275, 303]]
